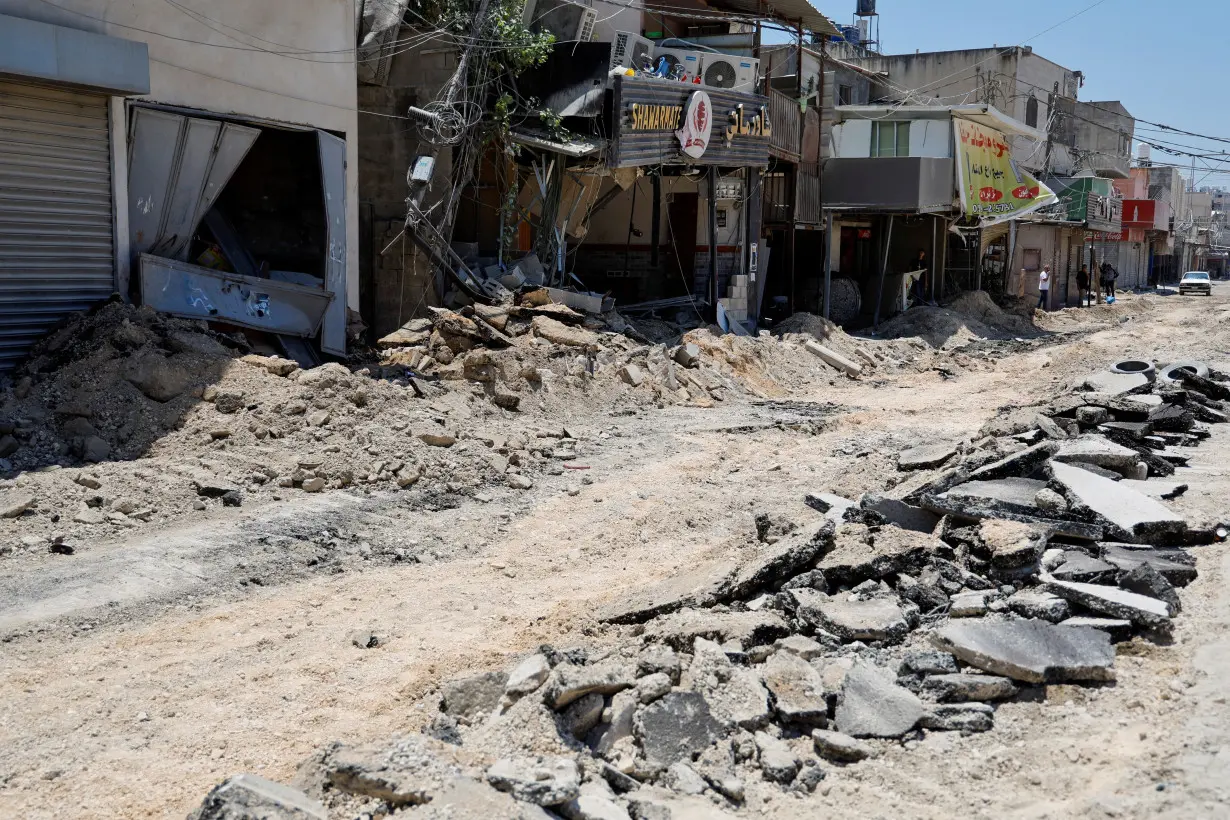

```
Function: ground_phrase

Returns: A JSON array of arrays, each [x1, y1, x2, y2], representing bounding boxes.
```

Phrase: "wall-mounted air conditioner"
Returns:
[[523, 0, 597, 43], [701, 55, 759, 92], [610, 31, 654, 73], [653, 47, 706, 84]]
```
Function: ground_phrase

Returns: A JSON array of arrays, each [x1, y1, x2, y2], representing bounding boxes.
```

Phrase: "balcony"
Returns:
[[821, 156, 954, 213]]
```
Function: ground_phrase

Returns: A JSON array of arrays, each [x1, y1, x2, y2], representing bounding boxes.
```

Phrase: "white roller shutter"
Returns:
[[0, 80, 114, 370]]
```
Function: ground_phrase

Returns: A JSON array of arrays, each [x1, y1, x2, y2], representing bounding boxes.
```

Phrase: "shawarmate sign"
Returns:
[[953, 118, 1057, 226]]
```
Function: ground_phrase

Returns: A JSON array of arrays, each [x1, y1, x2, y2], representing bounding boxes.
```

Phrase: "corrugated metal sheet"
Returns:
[[0, 80, 114, 371]]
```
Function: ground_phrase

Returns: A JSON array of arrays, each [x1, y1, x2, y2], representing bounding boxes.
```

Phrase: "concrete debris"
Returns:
[[189, 774, 326, 820], [923, 673, 1018, 702], [442, 671, 509, 721], [547, 661, 637, 709], [486, 756, 580, 806], [898, 650, 959, 677], [1049, 461, 1185, 543], [919, 703, 995, 733], [898, 442, 958, 471], [1118, 563, 1182, 614], [922, 492, 1104, 541], [1098, 543, 1198, 585], [1051, 551, 1118, 583], [859, 493, 941, 533], [323, 734, 461, 807], [949, 590, 994, 617], [1054, 435, 1142, 473], [754, 731, 801, 783], [684, 638, 771, 729], [1, 493, 36, 519], [967, 441, 1059, 482], [1005, 589, 1071, 623], [760, 650, 829, 725], [634, 691, 726, 769], [789, 589, 916, 643], [558, 786, 632, 820], [410, 777, 554, 820], [775, 634, 827, 661], [1058, 616, 1134, 642], [1044, 577, 1172, 630], [1080, 371, 1150, 395], [834, 661, 926, 738], [805, 340, 862, 376], [811, 729, 875, 762], [642, 608, 789, 652], [817, 523, 940, 586], [506, 654, 552, 697], [931, 620, 1116, 683], [660, 762, 708, 795]]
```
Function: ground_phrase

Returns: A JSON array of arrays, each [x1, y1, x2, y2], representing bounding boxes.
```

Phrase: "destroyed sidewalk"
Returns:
[[184, 356, 1228, 819]]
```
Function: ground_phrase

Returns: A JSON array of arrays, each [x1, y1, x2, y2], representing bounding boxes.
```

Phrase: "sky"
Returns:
[[795, 0, 1230, 187]]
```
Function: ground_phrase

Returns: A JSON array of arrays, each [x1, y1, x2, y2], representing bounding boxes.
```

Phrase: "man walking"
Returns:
[[1036, 264, 1051, 310], [1076, 264, 1091, 307]]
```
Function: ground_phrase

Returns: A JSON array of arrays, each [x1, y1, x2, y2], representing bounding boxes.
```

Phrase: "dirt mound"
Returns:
[[873, 291, 1043, 349]]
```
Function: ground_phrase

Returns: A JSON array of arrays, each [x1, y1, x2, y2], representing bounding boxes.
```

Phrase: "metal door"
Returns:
[[0, 80, 114, 370]]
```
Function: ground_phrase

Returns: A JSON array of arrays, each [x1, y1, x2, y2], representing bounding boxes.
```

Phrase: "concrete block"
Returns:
[[1049, 461, 1185, 543], [804, 340, 862, 375], [931, 620, 1116, 683]]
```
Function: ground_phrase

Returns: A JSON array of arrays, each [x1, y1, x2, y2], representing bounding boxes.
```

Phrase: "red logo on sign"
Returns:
[[1012, 185, 1040, 200], [979, 186, 1003, 203]]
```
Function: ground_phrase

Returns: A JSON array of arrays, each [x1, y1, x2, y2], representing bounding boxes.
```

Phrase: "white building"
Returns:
[[0, 1, 358, 369]]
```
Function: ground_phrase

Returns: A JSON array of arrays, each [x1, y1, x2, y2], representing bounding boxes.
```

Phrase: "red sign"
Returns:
[[1121, 199, 1157, 229]]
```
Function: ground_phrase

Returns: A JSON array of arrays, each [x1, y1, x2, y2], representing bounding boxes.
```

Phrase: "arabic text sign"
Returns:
[[954, 118, 1056, 222]]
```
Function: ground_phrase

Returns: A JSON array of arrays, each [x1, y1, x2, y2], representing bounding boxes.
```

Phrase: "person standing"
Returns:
[[1036, 264, 1051, 310], [1076, 264, 1091, 307], [1100, 262, 1118, 299]]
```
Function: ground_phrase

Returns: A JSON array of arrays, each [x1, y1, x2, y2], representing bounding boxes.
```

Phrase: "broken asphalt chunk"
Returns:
[[897, 443, 958, 471], [922, 673, 1018, 703], [919, 703, 995, 733], [833, 661, 926, 738], [1048, 461, 1186, 543], [486, 756, 580, 806], [634, 691, 726, 769], [921, 493, 1103, 541], [1044, 577, 1172, 630], [189, 774, 326, 820], [546, 661, 636, 709], [787, 589, 916, 643], [1098, 543, 1197, 586], [967, 441, 1059, 482], [760, 651, 829, 726], [930, 620, 1116, 683]]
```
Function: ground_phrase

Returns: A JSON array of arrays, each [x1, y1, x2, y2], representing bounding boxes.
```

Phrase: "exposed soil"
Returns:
[[1, 285, 1229, 819]]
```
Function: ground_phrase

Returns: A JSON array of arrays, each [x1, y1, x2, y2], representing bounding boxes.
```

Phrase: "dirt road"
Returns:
[[2, 285, 1228, 819]]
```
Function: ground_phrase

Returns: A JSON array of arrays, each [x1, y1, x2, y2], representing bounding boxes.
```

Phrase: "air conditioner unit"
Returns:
[[702, 55, 758, 92], [610, 31, 654, 74], [523, 0, 597, 43], [653, 47, 706, 84]]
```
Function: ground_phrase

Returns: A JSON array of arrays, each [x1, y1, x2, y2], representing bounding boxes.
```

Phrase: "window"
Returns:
[[837, 84, 852, 106], [1025, 96, 1039, 128], [870, 121, 910, 157], [1023, 248, 1042, 271]]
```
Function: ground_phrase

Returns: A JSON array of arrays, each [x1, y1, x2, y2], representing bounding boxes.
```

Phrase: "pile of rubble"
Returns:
[[186, 357, 1227, 819], [374, 297, 859, 411], [0, 301, 584, 552]]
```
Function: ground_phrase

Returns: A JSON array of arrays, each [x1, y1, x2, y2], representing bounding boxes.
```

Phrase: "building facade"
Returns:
[[0, 1, 360, 368]]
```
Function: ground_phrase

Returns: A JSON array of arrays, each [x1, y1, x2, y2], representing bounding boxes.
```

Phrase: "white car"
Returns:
[[1179, 271, 1212, 296]]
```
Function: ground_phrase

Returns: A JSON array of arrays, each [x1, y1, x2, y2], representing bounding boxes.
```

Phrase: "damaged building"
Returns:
[[355, 0, 839, 337], [0, 0, 360, 370]]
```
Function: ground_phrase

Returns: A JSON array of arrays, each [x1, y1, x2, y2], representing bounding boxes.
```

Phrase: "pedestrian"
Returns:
[[1100, 262, 1118, 299], [1076, 264, 1091, 307], [1036, 264, 1051, 310]]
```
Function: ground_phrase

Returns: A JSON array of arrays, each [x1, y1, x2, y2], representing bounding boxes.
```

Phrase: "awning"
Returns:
[[511, 128, 607, 158], [707, 0, 839, 37], [0, 12, 150, 95]]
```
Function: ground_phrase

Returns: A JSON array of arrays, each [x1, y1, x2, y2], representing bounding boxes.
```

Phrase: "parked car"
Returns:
[[1179, 271, 1212, 296]]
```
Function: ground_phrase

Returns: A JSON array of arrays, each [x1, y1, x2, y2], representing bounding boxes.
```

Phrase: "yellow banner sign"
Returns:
[[953, 118, 1057, 226]]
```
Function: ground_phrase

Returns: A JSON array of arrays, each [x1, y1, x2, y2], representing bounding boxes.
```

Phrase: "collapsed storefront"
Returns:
[[821, 105, 1056, 326]]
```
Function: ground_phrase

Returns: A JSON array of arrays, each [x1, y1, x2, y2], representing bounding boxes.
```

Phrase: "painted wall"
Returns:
[[831, 117, 951, 158], [0, 0, 360, 307], [1073, 100, 1132, 178]]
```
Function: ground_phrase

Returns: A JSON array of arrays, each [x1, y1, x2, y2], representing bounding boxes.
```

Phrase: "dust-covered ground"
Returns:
[[1, 286, 1229, 819]]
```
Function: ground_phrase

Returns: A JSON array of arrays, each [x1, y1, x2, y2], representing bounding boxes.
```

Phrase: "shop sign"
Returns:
[[954, 118, 1057, 227], [613, 76, 771, 168]]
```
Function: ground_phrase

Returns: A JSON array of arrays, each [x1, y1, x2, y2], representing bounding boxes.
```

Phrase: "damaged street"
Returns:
[[1, 288, 1229, 820]]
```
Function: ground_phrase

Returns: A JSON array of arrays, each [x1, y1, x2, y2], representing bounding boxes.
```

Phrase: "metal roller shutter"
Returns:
[[0, 80, 114, 371]]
